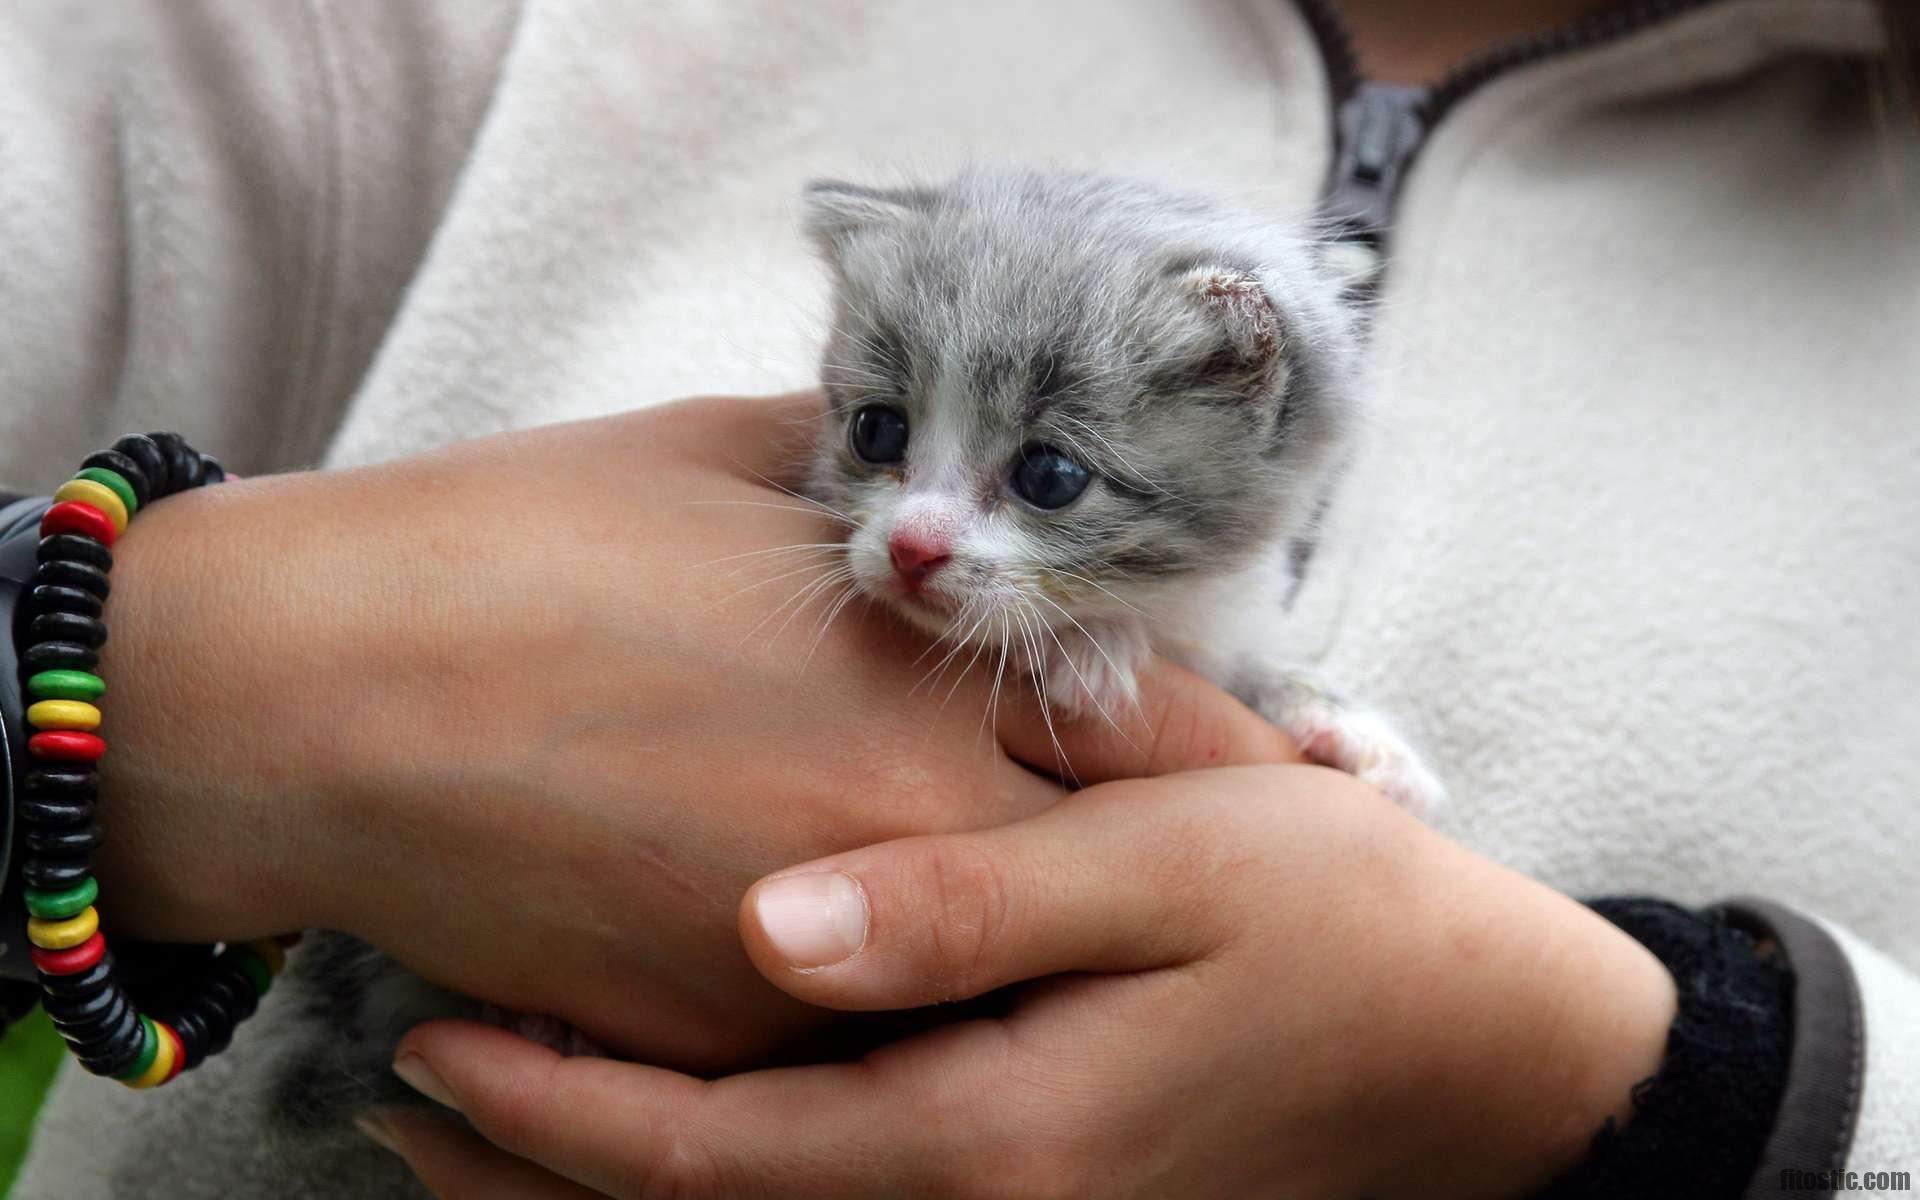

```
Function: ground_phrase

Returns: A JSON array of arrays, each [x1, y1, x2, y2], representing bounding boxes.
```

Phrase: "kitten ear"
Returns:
[[1174, 264, 1289, 391], [801, 180, 935, 258]]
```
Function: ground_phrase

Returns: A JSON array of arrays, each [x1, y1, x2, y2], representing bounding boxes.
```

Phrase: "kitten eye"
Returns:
[[1012, 446, 1092, 510], [850, 405, 909, 464]]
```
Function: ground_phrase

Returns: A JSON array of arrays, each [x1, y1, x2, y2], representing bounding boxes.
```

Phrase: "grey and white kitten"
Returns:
[[802, 168, 1442, 815]]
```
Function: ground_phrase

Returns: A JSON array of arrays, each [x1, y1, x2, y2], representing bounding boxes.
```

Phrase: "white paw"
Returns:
[[1287, 701, 1446, 821], [1036, 618, 1152, 725]]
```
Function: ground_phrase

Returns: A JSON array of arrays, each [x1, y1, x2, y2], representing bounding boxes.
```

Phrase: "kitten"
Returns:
[[802, 168, 1443, 816]]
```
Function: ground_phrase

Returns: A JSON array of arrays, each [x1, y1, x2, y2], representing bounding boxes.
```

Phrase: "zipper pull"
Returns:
[[1321, 83, 1428, 248]]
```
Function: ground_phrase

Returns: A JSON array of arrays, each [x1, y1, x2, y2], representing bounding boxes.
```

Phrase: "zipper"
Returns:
[[1295, 0, 1720, 250]]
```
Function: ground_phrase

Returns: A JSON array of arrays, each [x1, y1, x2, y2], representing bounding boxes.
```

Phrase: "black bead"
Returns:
[[178, 969, 256, 1061], [28, 584, 103, 619], [36, 534, 112, 572], [21, 641, 99, 673], [195, 454, 226, 485], [149, 432, 197, 494], [25, 823, 103, 856], [112, 435, 168, 500], [66, 1001, 138, 1052], [29, 610, 106, 648], [68, 1001, 139, 1053], [23, 857, 92, 890], [213, 967, 259, 1022], [75, 1037, 144, 1078], [167, 1007, 212, 1066], [72, 1005, 146, 1077], [39, 957, 115, 998], [80, 449, 154, 508], [31, 558, 109, 600], [45, 979, 125, 1032], [19, 796, 95, 828], [22, 766, 97, 798]]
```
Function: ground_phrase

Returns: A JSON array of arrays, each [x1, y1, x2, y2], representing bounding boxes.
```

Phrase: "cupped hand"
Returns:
[[378, 758, 1677, 1199], [89, 393, 1295, 1069]]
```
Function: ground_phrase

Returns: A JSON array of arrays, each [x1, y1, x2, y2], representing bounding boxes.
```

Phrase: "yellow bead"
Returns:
[[26, 699, 102, 732], [28, 905, 99, 950], [121, 1027, 177, 1090], [53, 478, 129, 534], [248, 938, 287, 975]]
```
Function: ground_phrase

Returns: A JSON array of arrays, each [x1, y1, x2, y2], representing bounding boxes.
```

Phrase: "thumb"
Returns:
[[738, 774, 1245, 1011], [998, 657, 1302, 784]]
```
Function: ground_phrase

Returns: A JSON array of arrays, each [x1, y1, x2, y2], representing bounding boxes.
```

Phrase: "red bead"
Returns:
[[28, 730, 106, 762], [32, 932, 106, 975], [40, 501, 117, 548], [157, 1023, 187, 1082]]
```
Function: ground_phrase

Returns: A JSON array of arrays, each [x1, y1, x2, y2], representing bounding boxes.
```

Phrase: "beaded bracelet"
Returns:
[[16, 432, 292, 1087]]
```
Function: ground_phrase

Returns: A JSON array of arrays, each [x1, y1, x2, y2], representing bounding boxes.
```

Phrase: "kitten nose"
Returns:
[[889, 532, 952, 585]]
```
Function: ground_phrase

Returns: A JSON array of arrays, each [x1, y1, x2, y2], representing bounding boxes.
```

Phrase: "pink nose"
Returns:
[[889, 532, 952, 585]]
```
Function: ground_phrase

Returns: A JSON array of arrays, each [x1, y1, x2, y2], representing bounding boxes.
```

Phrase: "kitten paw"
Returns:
[[1289, 701, 1446, 821], [1235, 670, 1446, 820]]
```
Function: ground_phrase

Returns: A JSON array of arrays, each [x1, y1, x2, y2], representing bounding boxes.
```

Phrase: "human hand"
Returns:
[[88, 393, 1297, 1069], [378, 761, 1676, 1199]]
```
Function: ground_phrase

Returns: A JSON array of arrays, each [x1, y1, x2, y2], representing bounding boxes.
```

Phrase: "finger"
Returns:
[[366, 1111, 604, 1200], [395, 1019, 979, 1200], [740, 774, 1243, 1010], [999, 657, 1302, 784]]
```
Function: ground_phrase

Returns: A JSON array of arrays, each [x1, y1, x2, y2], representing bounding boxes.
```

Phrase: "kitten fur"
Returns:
[[802, 168, 1442, 813]]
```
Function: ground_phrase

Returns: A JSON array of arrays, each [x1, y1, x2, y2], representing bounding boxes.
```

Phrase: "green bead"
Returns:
[[23, 877, 98, 920], [74, 466, 138, 516], [26, 669, 105, 702], [113, 1018, 161, 1082], [233, 951, 274, 998]]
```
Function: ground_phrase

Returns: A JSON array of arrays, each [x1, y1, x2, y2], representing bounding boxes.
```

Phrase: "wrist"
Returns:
[[1368, 833, 1677, 1199], [90, 474, 350, 941]]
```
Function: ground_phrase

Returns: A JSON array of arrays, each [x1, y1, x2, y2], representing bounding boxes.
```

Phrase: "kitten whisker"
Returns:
[[819, 361, 895, 386], [1030, 593, 1143, 739], [736, 564, 856, 650], [714, 557, 850, 606], [1048, 413, 1178, 499], [910, 599, 992, 696], [695, 542, 849, 574], [682, 498, 857, 528], [799, 581, 867, 676], [765, 568, 861, 647], [720, 464, 864, 528], [1042, 568, 1156, 621], [1011, 603, 1076, 787], [937, 612, 998, 715], [977, 612, 1012, 747]]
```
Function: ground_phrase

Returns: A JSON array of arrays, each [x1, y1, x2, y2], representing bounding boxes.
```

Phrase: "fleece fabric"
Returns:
[[0, 0, 1914, 1194]]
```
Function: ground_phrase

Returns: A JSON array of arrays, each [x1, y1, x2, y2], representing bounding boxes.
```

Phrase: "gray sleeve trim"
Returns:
[[0, 496, 55, 983], [1724, 897, 1866, 1200]]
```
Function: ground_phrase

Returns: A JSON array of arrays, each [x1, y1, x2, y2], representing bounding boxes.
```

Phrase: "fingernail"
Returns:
[[392, 1052, 460, 1112], [754, 870, 868, 969], [355, 1114, 399, 1154]]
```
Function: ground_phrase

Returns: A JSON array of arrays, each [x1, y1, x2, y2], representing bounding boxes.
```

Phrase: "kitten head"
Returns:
[[802, 169, 1359, 643]]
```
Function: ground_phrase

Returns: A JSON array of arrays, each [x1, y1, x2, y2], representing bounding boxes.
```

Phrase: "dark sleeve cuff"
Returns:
[[1533, 896, 1865, 1200], [1, 496, 55, 985], [1722, 897, 1866, 1200]]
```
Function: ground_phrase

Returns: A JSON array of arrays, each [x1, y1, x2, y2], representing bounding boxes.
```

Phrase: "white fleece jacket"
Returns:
[[2, 0, 1915, 1195]]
